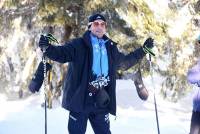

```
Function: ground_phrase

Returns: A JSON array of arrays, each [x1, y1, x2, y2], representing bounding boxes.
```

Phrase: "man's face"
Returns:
[[90, 20, 106, 38]]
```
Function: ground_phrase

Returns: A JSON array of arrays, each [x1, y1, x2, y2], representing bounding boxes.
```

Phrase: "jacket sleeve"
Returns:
[[44, 40, 76, 63], [115, 46, 146, 71], [187, 60, 200, 84]]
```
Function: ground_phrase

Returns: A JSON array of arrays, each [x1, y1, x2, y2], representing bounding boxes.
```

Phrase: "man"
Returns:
[[38, 13, 154, 134]]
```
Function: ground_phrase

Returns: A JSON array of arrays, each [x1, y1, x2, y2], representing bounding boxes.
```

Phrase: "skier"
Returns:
[[187, 39, 200, 134], [36, 13, 154, 134]]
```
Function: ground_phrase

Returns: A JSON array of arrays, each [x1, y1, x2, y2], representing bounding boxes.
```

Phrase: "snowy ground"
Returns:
[[0, 79, 193, 134]]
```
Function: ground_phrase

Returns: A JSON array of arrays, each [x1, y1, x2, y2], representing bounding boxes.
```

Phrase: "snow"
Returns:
[[0, 80, 192, 134]]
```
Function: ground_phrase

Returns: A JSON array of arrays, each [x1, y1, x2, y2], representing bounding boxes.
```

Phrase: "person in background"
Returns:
[[187, 37, 200, 134]]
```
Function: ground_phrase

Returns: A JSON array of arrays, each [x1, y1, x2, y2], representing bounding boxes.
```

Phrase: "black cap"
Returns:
[[89, 13, 106, 23]]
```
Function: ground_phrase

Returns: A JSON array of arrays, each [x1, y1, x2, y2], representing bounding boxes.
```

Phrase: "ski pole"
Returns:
[[41, 33, 58, 134], [42, 49, 48, 134], [149, 54, 160, 134]]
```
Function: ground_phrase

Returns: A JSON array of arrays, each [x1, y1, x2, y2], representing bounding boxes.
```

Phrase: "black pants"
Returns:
[[68, 92, 111, 134], [68, 111, 111, 134], [190, 111, 200, 134]]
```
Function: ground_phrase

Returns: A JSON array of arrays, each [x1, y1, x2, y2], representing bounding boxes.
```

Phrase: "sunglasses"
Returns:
[[92, 21, 106, 27]]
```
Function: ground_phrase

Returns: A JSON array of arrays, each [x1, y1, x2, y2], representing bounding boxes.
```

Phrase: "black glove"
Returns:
[[143, 37, 155, 56], [143, 37, 154, 49], [28, 62, 52, 93], [39, 35, 50, 51]]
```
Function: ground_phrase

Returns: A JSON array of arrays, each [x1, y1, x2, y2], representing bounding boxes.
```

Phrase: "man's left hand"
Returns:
[[143, 37, 155, 56], [143, 37, 154, 49]]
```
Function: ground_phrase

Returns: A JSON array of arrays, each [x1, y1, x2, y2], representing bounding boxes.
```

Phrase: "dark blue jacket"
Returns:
[[45, 30, 146, 115]]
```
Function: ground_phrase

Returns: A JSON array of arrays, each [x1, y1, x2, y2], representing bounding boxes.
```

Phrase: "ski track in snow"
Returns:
[[0, 80, 192, 134]]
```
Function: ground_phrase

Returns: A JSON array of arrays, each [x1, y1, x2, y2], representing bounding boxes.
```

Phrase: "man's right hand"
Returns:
[[39, 35, 50, 51]]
